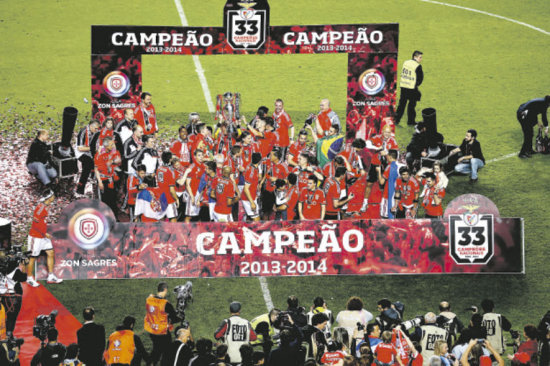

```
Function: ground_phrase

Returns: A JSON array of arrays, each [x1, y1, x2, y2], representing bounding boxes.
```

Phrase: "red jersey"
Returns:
[[257, 132, 276, 158], [320, 350, 346, 365], [212, 176, 236, 215], [94, 148, 121, 179], [134, 104, 157, 135], [287, 186, 300, 220], [422, 186, 445, 217], [98, 127, 114, 148], [369, 135, 399, 165], [288, 141, 307, 163], [323, 177, 341, 216], [317, 108, 335, 138], [374, 342, 398, 364], [241, 165, 260, 201], [346, 175, 367, 213], [265, 161, 290, 192], [170, 139, 191, 168], [395, 177, 420, 210], [273, 110, 293, 147], [156, 166, 176, 204], [187, 163, 206, 195], [29, 203, 48, 238], [293, 166, 322, 192], [299, 188, 326, 220], [126, 174, 143, 205], [240, 142, 259, 172]]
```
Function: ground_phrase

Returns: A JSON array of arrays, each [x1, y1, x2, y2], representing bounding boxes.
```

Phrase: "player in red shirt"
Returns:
[[94, 136, 121, 216], [377, 150, 400, 219], [324, 167, 354, 220], [170, 126, 192, 169], [293, 153, 324, 192], [285, 173, 300, 220], [273, 99, 294, 159], [185, 149, 206, 223], [287, 129, 308, 167], [363, 125, 399, 212], [315, 99, 341, 138], [421, 172, 445, 218], [211, 166, 239, 222], [263, 149, 290, 220], [156, 152, 179, 222], [246, 117, 277, 158], [393, 167, 420, 219], [298, 175, 326, 220], [26, 191, 63, 287], [134, 92, 157, 135], [241, 152, 263, 221]]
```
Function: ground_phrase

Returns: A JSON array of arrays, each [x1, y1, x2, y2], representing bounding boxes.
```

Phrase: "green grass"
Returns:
[[1, 0, 550, 356]]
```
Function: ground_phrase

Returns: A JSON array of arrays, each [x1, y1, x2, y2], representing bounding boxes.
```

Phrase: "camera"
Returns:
[[357, 322, 365, 331], [304, 113, 316, 127], [0, 244, 30, 275], [173, 281, 193, 322], [465, 305, 478, 313], [0, 335, 24, 350], [400, 315, 424, 331], [477, 339, 485, 344], [509, 329, 520, 340], [33, 310, 58, 341], [274, 311, 293, 329], [181, 321, 190, 330]]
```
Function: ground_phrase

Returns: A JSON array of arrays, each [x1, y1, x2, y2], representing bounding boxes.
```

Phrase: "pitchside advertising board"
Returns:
[[91, 0, 398, 139], [34, 195, 524, 280]]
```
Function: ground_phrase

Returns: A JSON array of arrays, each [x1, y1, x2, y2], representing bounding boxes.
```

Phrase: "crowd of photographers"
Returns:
[[3, 282, 549, 366]]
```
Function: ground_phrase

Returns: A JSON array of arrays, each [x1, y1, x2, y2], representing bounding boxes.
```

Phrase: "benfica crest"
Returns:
[[224, 0, 269, 50], [449, 212, 494, 265], [80, 218, 98, 240]]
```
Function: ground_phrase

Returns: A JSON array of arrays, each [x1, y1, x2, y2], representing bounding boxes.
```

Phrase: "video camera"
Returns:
[[173, 281, 193, 323], [33, 310, 58, 342], [274, 311, 293, 329], [0, 244, 30, 275]]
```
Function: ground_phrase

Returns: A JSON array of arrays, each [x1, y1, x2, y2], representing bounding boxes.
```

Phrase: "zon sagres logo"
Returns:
[[102, 71, 130, 98], [69, 209, 110, 250], [359, 68, 386, 96]]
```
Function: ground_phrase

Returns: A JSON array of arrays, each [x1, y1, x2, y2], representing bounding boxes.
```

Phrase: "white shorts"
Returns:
[[28, 236, 53, 256], [209, 202, 216, 221], [213, 212, 233, 223], [184, 192, 201, 217], [165, 202, 178, 219], [242, 199, 259, 218], [380, 197, 395, 218]]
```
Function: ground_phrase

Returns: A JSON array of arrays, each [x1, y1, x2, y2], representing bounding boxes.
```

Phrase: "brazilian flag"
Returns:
[[316, 134, 345, 168]]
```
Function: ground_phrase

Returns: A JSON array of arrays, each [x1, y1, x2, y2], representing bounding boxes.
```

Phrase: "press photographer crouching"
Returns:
[[0, 245, 29, 336], [31, 327, 66, 366]]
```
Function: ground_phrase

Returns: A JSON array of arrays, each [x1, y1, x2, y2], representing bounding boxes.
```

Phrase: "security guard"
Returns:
[[105, 316, 150, 366], [396, 50, 424, 125], [144, 282, 181, 365]]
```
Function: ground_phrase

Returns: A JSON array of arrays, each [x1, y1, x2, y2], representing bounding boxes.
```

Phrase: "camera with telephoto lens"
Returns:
[[400, 315, 424, 331], [173, 281, 193, 323], [0, 244, 30, 275], [33, 310, 58, 341], [509, 329, 520, 340]]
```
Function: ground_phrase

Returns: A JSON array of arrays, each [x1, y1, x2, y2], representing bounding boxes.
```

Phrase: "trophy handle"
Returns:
[[235, 93, 241, 121]]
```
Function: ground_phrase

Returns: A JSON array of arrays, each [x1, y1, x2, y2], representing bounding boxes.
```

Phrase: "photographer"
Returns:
[[480, 299, 512, 354], [0, 248, 27, 335], [144, 282, 182, 365], [214, 302, 257, 364], [161, 325, 193, 366], [31, 328, 66, 366], [460, 339, 504, 366], [336, 296, 373, 343], [286, 296, 308, 328], [411, 312, 448, 366]]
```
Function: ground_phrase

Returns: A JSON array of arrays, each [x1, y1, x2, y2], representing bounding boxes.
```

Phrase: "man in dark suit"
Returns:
[[76, 306, 105, 366]]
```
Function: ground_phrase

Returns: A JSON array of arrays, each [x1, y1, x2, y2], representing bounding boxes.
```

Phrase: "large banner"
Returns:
[[37, 199, 524, 280], [90, 0, 399, 139]]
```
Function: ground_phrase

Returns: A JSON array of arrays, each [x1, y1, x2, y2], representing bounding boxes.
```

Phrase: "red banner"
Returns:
[[36, 200, 523, 280]]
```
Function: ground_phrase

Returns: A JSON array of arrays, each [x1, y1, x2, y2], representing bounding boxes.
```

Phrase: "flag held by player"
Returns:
[[134, 189, 168, 221]]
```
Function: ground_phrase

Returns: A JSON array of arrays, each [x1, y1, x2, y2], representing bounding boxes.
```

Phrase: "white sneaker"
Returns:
[[47, 273, 63, 284], [27, 277, 40, 287]]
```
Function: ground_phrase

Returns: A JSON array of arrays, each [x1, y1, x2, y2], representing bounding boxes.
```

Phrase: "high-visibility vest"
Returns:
[[419, 325, 448, 366], [482, 313, 505, 354], [105, 330, 135, 365], [0, 304, 6, 341], [400, 60, 420, 89], [144, 295, 169, 335]]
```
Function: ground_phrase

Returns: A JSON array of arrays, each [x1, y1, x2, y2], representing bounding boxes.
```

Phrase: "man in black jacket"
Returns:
[[76, 306, 105, 366], [161, 326, 193, 366], [405, 122, 428, 171], [27, 129, 57, 187], [0, 249, 27, 335], [517, 95, 550, 158], [451, 129, 485, 183], [31, 328, 66, 366]]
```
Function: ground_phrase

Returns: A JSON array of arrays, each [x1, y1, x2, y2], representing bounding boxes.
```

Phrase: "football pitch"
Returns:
[[1, 0, 549, 352]]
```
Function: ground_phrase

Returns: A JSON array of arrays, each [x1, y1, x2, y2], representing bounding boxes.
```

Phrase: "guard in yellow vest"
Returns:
[[144, 282, 181, 365], [396, 50, 424, 125], [105, 316, 150, 366]]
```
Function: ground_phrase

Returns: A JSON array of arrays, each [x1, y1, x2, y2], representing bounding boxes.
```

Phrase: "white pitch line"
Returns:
[[258, 277, 275, 311], [486, 152, 518, 164], [420, 0, 550, 36], [174, 0, 216, 113]]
